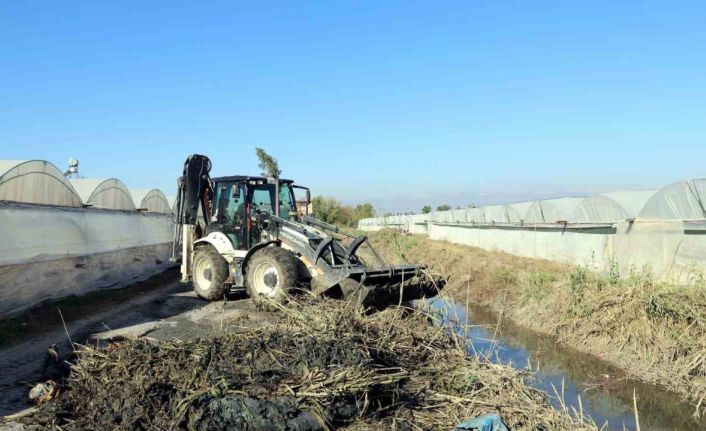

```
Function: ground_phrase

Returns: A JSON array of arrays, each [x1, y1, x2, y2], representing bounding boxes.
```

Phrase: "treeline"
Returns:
[[422, 204, 476, 213], [311, 196, 375, 227], [310, 198, 474, 226]]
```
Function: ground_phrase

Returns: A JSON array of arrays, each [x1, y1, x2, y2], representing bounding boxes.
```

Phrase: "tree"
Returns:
[[353, 203, 375, 220], [312, 196, 341, 224], [311, 196, 376, 227], [255, 148, 281, 178], [422, 206, 432, 214], [436, 204, 452, 211], [338, 205, 355, 227]]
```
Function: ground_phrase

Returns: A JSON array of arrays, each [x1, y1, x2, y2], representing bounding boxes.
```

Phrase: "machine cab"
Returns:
[[209, 176, 300, 250]]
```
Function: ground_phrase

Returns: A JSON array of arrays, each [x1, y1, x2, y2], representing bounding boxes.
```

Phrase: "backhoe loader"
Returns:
[[171, 154, 431, 305]]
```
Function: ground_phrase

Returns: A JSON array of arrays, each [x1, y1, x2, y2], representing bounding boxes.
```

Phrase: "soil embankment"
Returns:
[[366, 229, 706, 415]]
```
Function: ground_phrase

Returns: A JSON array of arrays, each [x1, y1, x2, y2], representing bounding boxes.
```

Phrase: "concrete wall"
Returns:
[[422, 221, 706, 284], [0, 202, 174, 317]]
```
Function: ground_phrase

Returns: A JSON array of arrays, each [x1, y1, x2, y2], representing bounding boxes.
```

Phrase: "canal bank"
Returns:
[[367, 230, 706, 416]]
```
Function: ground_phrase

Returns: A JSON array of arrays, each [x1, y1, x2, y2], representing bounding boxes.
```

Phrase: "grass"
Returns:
[[367, 229, 706, 416]]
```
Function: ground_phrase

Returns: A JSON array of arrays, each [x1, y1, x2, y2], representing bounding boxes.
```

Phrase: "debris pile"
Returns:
[[18, 297, 595, 430]]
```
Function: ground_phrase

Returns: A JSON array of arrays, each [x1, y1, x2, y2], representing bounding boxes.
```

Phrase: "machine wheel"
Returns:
[[192, 245, 229, 300], [245, 247, 300, 301]]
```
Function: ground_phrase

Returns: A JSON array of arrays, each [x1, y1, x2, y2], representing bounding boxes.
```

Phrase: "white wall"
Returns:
[[422, 221, 705, 284], [0, 202, 174, 317]]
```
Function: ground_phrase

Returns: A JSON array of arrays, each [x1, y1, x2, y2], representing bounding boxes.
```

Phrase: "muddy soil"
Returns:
[[0, 269, 275, 417]]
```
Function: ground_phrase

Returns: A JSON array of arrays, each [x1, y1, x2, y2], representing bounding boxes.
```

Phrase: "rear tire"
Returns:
[[245, 247, 301, 301], [192, 245, 229, 300]]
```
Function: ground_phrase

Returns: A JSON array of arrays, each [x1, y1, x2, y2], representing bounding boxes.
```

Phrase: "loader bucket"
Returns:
[[341, 264, 443, 307]]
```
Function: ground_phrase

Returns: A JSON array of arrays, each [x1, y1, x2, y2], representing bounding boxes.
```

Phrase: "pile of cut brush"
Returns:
[[18, 297, 595, 430]]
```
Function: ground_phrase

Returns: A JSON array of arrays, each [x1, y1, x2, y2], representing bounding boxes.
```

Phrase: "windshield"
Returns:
[[250, 183, 296, 220]]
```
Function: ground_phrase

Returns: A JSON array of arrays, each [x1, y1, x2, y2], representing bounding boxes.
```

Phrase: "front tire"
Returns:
[[245, 247, 301, 301], [192, 245, 229, 300]]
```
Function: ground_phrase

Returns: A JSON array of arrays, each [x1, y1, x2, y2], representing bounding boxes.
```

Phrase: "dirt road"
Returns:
[[0, 270, 272, 416]]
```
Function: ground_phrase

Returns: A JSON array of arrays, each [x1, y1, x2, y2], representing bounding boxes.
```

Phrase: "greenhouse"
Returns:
[[71, 178, 136, 211], [449, 208, 468, 222], [524, 197, 583, 223], [507, 201, 533, 222], [167, 195, 177, 214], [482, 205, 511, 223], [0, 160, 82, 207], [571, 190, 657, 223], [429, 210, 453, 223], [130, 188, 172, 214], [638, 179, 706, 220], [466, 207, 486, 223]]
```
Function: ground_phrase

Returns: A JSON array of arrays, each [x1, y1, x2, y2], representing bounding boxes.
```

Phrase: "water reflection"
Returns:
[[423, 297, 705, 431]]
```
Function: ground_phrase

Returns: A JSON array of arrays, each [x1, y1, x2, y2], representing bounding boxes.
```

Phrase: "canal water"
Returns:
[[423, 297, 706, 431]]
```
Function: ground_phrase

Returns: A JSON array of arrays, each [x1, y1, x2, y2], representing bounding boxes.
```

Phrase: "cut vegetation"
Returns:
[[367, 229, 706, 416], [14, 296, 596, 431]]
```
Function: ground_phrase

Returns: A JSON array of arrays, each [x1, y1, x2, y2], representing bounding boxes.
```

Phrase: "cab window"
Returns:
[[214, 182, 246, 226], [249, 183, 296, 220]]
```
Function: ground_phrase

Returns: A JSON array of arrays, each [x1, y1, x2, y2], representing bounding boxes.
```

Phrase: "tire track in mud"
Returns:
[[0, 277, 190, 416]]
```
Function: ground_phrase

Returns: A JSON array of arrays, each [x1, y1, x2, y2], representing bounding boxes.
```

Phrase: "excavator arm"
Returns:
[[170, 154, 214, 263], [175, 154, 213, 225]]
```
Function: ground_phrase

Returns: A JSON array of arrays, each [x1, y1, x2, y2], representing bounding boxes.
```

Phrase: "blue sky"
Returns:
[[1, 1, 705, 213]]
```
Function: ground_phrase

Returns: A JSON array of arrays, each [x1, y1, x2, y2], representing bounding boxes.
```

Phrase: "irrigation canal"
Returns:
[[425, 297, 706, 431]]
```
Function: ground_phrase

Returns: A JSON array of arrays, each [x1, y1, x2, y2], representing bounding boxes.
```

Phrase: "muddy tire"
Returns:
[[245, 247, 300, 301], [192, 245, 229, 300]]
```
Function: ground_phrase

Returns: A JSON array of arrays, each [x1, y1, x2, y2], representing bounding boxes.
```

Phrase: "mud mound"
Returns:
[[19, 297, 596, 430]]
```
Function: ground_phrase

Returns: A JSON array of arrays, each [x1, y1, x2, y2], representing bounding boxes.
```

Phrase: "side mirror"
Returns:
[[306, 189, 311, 204], [233, 184, 241, 199]]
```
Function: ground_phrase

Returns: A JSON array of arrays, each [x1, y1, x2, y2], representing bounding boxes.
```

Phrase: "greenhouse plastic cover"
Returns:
[[0, 160, 83, 207], [71, 178, 136, 211], [359, 178, 706, 231], [572, 190, 657, 223], [507, 201, 533, 222], [130, 188, 173, 214], [483, 205, 511, 223], [450, 208, 468, 222], [639, 179, 706, 220], [467, 207, 486, 223], [524, 198, 583, 223]]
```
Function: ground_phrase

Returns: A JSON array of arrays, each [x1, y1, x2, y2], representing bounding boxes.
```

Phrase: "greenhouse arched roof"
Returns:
[[483, 204, 525, 223], [0, 160, 82, 207], [571, 190, 657, 223], [130, 188, 171, 214], [524, 197, 583, 223], [71, 178, 136, 211], [638, 179, 706, 220], [506, 201, 533, 222]]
